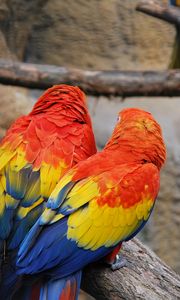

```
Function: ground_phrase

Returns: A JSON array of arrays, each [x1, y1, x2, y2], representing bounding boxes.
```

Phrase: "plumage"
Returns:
[[17, 108, 166, 300], [0, 84, 96, 299]]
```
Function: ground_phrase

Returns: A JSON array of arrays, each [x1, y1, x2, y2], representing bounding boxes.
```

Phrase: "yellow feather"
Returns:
[[18, 206, 30, 219], [103, 210, 114, 226], [0, 175, 5, 195], [18, 198, 44, 219], [68, 208, 88, 227], [143, 197, 153, 220], [40, 208, 56, 224], [136, 201, 144, 220], [70, 214, 92, 237], [120, 226, 133, 242], [96, 225, 113, 246], [66, 226, 75, 240], [5, 194, 17, 208], [50, 170, 74, 199], [90, 205, 104, 220], [127, 218, 139, 238], [68, 218, 90, 241], [1, 174, 6, 192], [89, 201, 99, 213], [78, 226, 98, 250], [59, 160, 67, 169], [93, 216, 103, 227], [118, 208, 127, 227], [66, 180, 99, 209], [125, 206, 137, 226], [24, 177, 40, 203], [50, 213, 64, 224], [0, 194, 5, 216], [88, 228, 107, 250], [86, 228, 106, 251], [68, 178, 95, 196], [10, 150, 27, 172], [67, 226, 84, 241], [112, 208, 121, 227], [105, 228, 120, 247], [40, 164, 63, 198], [0, 150, 15, 170], [65, 184, 155, 250]]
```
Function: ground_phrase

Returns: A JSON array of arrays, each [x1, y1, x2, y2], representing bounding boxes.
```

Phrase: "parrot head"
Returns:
[[106, 108, 166, 169], [30, 84, 90, 124]]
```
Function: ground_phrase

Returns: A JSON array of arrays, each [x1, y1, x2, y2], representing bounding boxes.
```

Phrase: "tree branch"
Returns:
[[136, 0, 180, 26], [82, 238, 180, 300], [0, 60, 180, 97]]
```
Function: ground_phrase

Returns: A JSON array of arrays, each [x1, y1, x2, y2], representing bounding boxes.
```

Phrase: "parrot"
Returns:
[[0, 84, 96, 299], [17, 108, 166, 300]]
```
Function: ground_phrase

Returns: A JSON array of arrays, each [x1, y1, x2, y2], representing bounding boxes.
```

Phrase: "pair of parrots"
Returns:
[[0, 84, 166, 300]]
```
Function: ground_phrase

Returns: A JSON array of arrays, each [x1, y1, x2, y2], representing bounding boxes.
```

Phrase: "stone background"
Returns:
[[0, 0, 175, 69], [0, 0, 179, 278]]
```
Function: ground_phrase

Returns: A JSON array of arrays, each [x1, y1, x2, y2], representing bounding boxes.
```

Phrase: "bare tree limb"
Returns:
[[0, 60, 180, 97], [82, 238, 180, 300], [136, 0, 180, 26]]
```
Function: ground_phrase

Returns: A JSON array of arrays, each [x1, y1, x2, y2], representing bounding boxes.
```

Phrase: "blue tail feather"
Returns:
[[40, 270, 82, 300], [0, 261, 19, 300], [17, 220, 41, 261]]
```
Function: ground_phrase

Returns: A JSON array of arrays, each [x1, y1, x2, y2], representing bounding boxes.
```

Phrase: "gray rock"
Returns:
[[0, 0, 175, 70]]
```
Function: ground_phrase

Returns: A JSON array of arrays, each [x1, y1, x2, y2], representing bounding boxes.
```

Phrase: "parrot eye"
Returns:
[[117, 115, 121, 122]]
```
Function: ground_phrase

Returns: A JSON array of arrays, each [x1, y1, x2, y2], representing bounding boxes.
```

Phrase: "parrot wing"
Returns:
[[0, 115, 95, 249], [17, 162, 159, 275]]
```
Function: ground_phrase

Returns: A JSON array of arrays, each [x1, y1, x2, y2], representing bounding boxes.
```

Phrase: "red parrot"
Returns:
[[0, 84, 96, 299], [17, 108, 166, 300]]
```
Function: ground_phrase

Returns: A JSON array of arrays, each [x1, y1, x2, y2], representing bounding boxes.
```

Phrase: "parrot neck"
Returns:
[[30, 102, 89, 125], [104, 139, 166, 170]]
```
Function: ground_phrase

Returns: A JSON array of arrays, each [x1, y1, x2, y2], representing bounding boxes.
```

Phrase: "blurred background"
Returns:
[[0, 0, 179, 293]]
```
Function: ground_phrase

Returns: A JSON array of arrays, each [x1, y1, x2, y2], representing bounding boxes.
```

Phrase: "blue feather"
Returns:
[[0, 208, 14, 240], [21, 170, 40, 207], [5, 167, 41, 207], [40, 271, 81, 300], [0, 252, 19, 300], [17, 218, 114, 278], [47, 182, 75, 210], [8, 202, 44, 250], [17, 220, 42, 261], [6, 167, 31, 200]]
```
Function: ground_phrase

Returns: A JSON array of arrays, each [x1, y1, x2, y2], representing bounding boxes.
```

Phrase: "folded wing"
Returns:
[[17, 162, 159, 276]]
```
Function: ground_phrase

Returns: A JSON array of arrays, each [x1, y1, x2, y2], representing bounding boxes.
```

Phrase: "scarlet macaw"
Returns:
[[0, 84, 96, 299], [17, 108, 166, 300]]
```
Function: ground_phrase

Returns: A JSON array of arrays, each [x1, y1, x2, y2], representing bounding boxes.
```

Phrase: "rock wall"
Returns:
[[0, 84, 35, 139], [0, 0, 175, 70]]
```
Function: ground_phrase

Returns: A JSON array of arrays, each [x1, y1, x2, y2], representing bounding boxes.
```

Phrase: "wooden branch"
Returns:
[[82, 238, 180, 300], [136, 0, 180, 26], [0, 60, 180, 97]]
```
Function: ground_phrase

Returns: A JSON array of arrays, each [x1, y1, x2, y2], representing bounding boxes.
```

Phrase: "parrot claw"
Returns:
[[110, 254, 127, 271]]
